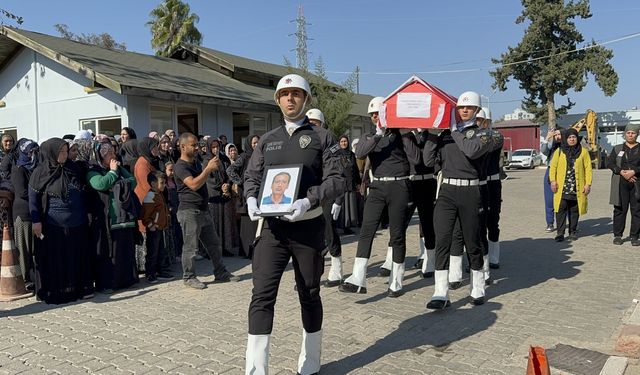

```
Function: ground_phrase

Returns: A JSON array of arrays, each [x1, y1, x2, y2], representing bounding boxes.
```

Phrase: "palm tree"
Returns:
[[147, 0, 203, 57]]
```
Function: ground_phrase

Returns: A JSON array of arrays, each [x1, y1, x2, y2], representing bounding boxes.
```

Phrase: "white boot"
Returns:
[[449, 255, 463, 283], [327, 256, 342, 282], [297, 329, 322, 375], [388, 262, 405, 293], [246, 334, 270, 375], [380, 246, 393, 271], [426, 270, 450, 309], [470, 269, 486, 302], [343, 257, 368, 288], [421, 249, 435, 274], [482, 254, 490, 283], [488, 241, 500, 266]]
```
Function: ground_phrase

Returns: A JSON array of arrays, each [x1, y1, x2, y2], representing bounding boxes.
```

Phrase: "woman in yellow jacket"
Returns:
[[549, 128, 593, 242]]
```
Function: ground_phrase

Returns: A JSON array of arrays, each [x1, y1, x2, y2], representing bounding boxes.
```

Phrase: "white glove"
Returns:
[[283, 198, 311, 222], [375, 126, 385, 136], [331, 203, 341, 221], [247, 197, 261, 221]]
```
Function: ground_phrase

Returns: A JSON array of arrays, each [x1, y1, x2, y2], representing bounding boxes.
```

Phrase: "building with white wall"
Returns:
[[504, 108, 535, 121], [0, 27, 372, 148]]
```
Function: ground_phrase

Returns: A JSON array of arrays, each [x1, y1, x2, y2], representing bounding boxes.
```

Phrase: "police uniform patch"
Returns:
[[329, 143, 340, 154], [299, 135, 312, 149], [465, 129, 475, 139], [480, 135, 490, 144]]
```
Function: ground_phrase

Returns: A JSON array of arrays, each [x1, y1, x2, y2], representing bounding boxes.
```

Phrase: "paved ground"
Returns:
[[1, 168, 639, 374]]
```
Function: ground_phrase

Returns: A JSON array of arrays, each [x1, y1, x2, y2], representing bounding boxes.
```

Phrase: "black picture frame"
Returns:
[[257, 164, 303, 217]]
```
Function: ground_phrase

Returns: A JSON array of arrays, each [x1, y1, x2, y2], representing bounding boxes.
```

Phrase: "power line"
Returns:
[[326, 31, 640, 75]]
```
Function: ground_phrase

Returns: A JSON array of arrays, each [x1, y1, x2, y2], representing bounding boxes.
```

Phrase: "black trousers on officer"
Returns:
[[613, 179, 640, 238], [409, 179, 437, 249], [248, 216, 325, 335], [434, 184, 484, 271], [450, 184, 489, 257], [322, 201, 341, 257], [356, 180, 411, 263], [487, 180, 502, 242]]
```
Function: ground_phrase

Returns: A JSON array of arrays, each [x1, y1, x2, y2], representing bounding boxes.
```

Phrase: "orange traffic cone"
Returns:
[[526, 346, 551, 375], [0, 225, 33, 301]]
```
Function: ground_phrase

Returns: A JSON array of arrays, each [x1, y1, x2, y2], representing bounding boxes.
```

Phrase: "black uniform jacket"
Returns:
[[423, 125, 494, 180], [244, 118, 345, 209], [354, 128, 420, 178]]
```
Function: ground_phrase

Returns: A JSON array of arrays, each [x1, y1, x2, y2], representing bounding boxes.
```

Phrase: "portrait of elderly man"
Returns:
[[261, 171, 292, 205]]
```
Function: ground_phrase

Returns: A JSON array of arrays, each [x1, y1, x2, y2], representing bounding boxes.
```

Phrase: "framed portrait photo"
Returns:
[[258, 164, 303, 217]]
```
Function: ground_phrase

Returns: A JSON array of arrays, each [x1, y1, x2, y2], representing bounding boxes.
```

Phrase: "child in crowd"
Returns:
[[141, 171, 173, 283]]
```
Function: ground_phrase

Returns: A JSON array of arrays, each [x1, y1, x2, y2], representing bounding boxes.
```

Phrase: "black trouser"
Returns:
[[450, 184, 489, 257], [145, 229, 162, 278], [487, 180, 502, 242], [556, 198, 579, 235], [356, 180, 412, 263], [434, 183, 484, 271], [613, 179, 640, 238], [322, 200, 341, 257], [248, 216, 325, 335], [409, 179, 436, 249]]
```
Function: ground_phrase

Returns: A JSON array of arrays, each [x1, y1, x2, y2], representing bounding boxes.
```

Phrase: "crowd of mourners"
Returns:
[[0, 127, 366, 304]]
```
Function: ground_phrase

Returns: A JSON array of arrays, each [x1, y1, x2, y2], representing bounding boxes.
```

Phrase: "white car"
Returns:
[[507, 149, 543, 169]]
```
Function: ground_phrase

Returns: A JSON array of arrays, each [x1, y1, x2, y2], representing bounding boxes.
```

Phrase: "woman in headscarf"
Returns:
[[0, 133, 16, 181], [227, 134, 260, 258], [337, 135, 362, 234], [87, 141, 139, 293], [158, 134, 173, 171], [10, 139, 39, 290], [549, 128, 593, 242], [225, 143, 238, 163], [165, 129, 177, 143], [120, 139, 139, 173], [119, 127, 137, 143], [29, 138, 93, 303], [205, 138, 238, 256]]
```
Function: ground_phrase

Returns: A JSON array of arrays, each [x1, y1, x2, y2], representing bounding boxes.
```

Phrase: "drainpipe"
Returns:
[[33, 51, 40, 141]]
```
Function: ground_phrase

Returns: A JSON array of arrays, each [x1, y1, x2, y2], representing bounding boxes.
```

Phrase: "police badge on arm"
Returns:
[[257, 164, 303, 217]]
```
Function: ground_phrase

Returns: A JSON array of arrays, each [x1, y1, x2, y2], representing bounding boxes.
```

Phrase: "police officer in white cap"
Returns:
[[423, 91, 494, 310], [339, 96, 420, 297], [244, 74, 344, 375], [306, 108, 344, 287], [478, 108, 504, 271]]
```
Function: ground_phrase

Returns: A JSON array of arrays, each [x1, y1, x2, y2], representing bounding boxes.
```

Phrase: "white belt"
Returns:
[[372, 176, 411, 182], [409, 174, 435, 181], [280, 206, 323, 222], [487, 174, 500, 181], [479, 180, 487, 186], [442, 178, 480, 186]]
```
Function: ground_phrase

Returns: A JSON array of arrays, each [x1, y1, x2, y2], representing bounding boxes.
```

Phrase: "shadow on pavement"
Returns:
[[574, 216, 611, 238], [322, 301, 501, 374]]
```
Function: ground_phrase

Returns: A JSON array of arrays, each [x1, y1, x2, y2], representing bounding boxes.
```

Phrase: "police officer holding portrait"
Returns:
[[243, 74, 344, 375], [423, 91, 494, 310]]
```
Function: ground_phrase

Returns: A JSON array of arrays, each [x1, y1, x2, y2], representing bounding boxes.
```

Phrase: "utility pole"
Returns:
[[355, 66, 360, 94], [290, 5, 311, 72]]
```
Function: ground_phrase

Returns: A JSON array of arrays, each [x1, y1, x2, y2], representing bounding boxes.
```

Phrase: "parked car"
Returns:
[[506, 149, 543, 169]]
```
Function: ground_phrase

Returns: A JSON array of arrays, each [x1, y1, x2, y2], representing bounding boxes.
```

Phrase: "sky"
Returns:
[[2, 0, 639, 120]]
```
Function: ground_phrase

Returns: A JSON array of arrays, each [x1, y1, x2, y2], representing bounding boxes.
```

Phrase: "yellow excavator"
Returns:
[[571, 109, 600, 168]]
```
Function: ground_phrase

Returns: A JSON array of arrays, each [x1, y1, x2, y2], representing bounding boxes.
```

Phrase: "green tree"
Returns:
[[147, 0, 202, 57], [284, 56, 357, 139], [0, 7, 23, 25], [54, 24, 126, 51], [490, 0, 618, 127]]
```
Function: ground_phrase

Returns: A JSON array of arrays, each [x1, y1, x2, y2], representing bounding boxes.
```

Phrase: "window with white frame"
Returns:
[[0, 128, 17, 140], [150, 105, 174, 134], [80, 117, 122, 136]]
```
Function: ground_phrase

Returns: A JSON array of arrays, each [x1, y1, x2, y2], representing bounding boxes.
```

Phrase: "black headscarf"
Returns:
[[120, 139, 139, 171], [29, 138, 83, 199], [121, 127, 137, 140], [137, 137, 160, 171], [242, 134, 259, 158], [560, 128, 582, 166]]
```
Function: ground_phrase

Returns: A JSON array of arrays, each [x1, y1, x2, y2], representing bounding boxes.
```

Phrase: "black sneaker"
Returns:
[[545, 224, 555, 232], [568, 233, 578, 241], [613, 237, 623, 245], [147, 275, 158, 284], [157, 272, 174, 281], [338, 282, 367, 294], [632, 238, 640, 247], [449, 281, 463, 290], [554, 235, 564, 242], [426, 299, 450, 310], [215, 273, 240, 283]]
